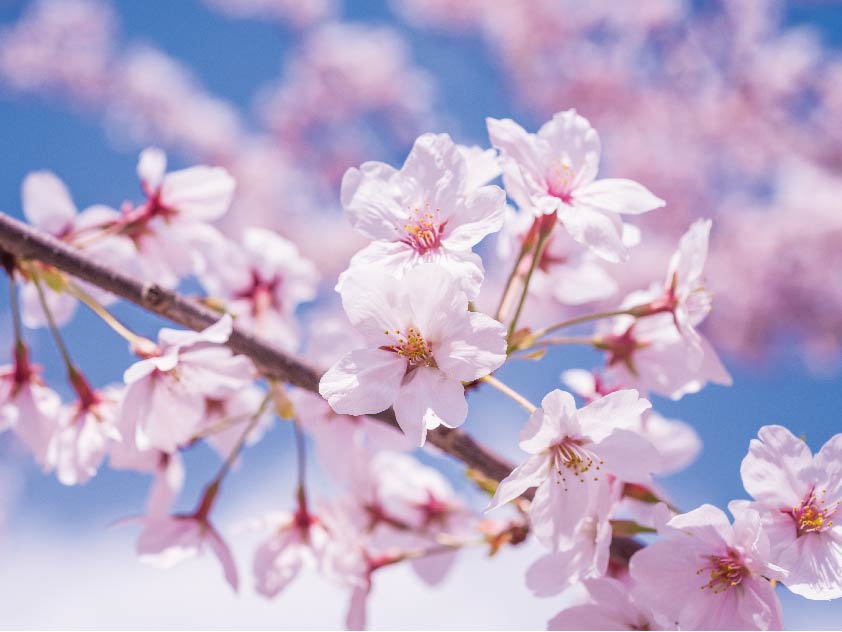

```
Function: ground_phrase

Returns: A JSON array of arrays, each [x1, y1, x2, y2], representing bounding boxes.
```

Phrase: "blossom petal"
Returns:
[[160, 166, 235, 221], [575, 178, 665, 215], [435, 312, 506, 382], [22, 171, 76, 235], [393, 367, 467, 446], [319, 348, 405, 417], [741, 424, 812, 507], [487, 454, 549, 511]]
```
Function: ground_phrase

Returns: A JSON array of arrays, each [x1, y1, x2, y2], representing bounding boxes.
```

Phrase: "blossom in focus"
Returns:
[[319, 264, 506, 446], [488, 109, 664, 262], [120, 315, 255, 453], [339, 133, 506, 297], [739, 425, 842, 600], [630, 504, 784, 630], [488, 389, 655, 550]]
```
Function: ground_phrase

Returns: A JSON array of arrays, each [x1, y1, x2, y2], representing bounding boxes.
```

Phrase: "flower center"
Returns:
[[382, 327, 435, 367], [697, 549, 748, 594], [550, 439, 603, 490], [791, 489, 838, 535], [401, 205, 445, 255], [547, 160, 576, 203]]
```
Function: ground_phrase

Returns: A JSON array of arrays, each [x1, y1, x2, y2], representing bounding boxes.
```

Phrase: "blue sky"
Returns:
[[0, 0, 841, 628]]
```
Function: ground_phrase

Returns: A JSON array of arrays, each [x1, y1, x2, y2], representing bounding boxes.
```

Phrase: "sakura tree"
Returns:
[[0, 1, 840, 630]]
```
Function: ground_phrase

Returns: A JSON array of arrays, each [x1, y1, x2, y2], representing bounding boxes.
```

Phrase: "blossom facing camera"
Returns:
[[319, 263, 507, 446]]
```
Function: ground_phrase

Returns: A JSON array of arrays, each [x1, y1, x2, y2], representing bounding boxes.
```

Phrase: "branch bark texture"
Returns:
[[0, 211, 516, 483]]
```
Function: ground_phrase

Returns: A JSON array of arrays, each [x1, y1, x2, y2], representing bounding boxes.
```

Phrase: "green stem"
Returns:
[[66, 280, 154, 351], [507, 230, 551, 341], [495, 242, 529, 322], [7, 269, 23, 346], [31, 271, 75, 373], [529, 307, 636, 341], [208, 391, 272, 488], [293, 420, 308, 514]]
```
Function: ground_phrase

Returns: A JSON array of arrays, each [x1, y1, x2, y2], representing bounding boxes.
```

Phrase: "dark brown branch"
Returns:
[[0, 211, 516, 483]]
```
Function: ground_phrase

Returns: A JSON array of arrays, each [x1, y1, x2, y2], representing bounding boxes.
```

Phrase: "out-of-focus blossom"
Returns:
[[198, 227, 318, 349], [252, 509, 330, 598], [739, 425, 842, 600], [546, 577, 673, 631], [137, 511, 238, 591], [48, 383, 122, 486], [320, 264, 506, 446]]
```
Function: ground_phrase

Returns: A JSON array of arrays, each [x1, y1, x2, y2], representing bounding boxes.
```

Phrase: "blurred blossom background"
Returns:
[[0, 0, 841, 628]]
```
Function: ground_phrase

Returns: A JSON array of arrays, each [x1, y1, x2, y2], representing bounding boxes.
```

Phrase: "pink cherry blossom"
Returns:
[[342, 451, 475, 586], [525, 481, 618, 596], [252, 508, 329, 598], [630, 504, 784, 630], [120, 315, 255, 453], [319, 263, 506, 446], [48, 384, 121, 486], [488, 110, 664, 262], [561, 370, 701, 475], [488, 389, 655, 550], [291, 389, 410, 484], [739, 425, 842, 600], [18, 171, 136, 328], [2, 346, 60, 469], [546, 577, 672, 631], [198, 227, 318, 349], [202, 385, 273, 461], [598, 294, 731, 400], [339, 133, 506, 297], [137, 512, 238, 591]]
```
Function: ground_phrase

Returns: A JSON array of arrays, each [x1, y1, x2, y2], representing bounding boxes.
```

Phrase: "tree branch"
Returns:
[[0, 211, 516, 483]]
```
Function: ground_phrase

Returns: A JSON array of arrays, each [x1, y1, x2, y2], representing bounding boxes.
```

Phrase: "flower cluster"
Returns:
[[0, 32, 839, 625]]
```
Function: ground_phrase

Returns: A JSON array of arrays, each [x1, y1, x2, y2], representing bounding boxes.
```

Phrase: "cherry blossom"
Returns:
[[198, 226, 318, 349], [488, 109, 664, 262], [18, 170, 135, 328], [739, 425, 842, 600], [137, 511, 239, 591], [47, 383, 121, 486], [252, 508, 330, 598], [2, 346, 60, 469], [546, 577, 672, 631], [488, 389, 655, 549], [120, 315, 255, 453], [630, 504, 784, 630], [339, 133, 506, 297], [319, 263, 506, 446]]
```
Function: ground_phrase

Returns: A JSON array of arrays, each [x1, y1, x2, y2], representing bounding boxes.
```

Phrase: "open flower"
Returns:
[[340, 133, 506, 297], [487, 389, 655, 550], [120, 315, 255, 453], [630, 504, 783, 630], [739, 425, 842, 600], [488, 110, 664, 262], [198, 227, 318, 349], [137, 512, 238, 591], [319, 263, 506, 446]]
